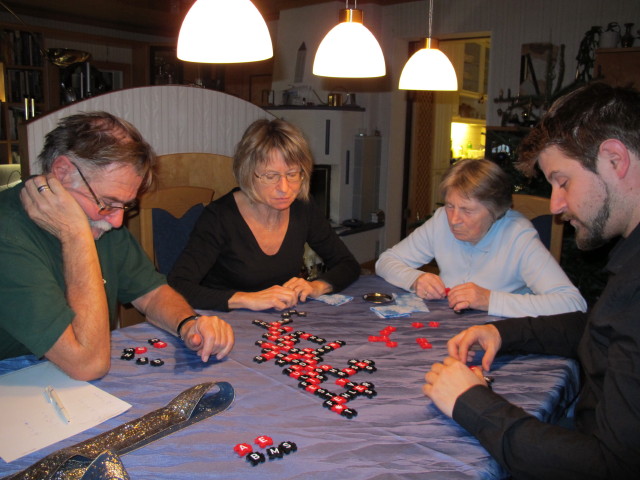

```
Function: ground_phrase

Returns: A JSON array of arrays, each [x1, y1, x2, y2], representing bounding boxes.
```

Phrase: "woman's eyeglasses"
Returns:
[[254, 170, 304, 185]]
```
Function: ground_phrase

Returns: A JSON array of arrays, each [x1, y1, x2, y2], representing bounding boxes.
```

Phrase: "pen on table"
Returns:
[[45, 385, 71, 423]]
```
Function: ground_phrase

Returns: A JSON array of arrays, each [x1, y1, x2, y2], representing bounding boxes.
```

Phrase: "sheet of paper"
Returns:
[[0, 361, 131, 463]]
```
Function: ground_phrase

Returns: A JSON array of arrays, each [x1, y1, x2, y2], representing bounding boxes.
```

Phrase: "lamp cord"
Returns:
[[428, 0, 434, 38]]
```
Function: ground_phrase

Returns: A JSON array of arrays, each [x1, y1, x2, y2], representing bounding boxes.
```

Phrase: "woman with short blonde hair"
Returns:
[[169, 118, 359, 312]]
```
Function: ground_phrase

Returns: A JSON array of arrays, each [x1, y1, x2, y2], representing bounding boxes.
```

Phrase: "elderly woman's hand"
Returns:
[[413, 273, 447, 300], [447, 283, 491, 312]]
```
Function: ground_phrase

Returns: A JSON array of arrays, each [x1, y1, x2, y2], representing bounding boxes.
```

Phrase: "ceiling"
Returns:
[[2, 0, 410, 38]]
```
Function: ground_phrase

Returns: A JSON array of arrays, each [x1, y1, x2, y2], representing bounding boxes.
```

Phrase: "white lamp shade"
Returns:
[[313, 15, 386, 78], [177, 0, 273, 63], [399, 44, 458, 90]]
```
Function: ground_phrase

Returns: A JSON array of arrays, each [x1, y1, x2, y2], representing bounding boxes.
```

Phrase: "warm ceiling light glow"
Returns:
[[399, 38, 458, 90], [313, 8, 386, 78], [177, 0, 273, 63], [398, 0, 458, 91]]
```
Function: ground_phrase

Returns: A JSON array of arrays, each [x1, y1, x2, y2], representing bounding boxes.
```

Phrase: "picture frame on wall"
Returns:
[[150, 46, 183, 85]]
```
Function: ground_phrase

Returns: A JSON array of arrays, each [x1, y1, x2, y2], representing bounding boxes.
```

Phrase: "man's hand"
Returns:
[[447, 324, 502, 372], [20, 175, 92, 240], [282, 277, 332, 302], [447, 282, 491, 312], [423, 357, 487, 418], [413, 273, 447, 300], [135, 285, 234, 363], [229, 286, 300, 311], [180, 315, 234, 362]]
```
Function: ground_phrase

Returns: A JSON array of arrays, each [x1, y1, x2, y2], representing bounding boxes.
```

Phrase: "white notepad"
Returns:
[[0, 361, 131, 463]]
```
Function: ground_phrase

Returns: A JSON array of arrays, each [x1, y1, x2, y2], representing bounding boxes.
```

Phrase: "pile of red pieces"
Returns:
[[234, 436, 298, 466], [368, 321, 440, 349], [252, 315, 377, 419]]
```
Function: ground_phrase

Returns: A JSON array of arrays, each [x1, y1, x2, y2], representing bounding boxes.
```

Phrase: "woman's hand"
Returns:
[[413, 273, 447, 300], [447, 282, 491, 312], [229, 286, 300, 311], [283, 277, 332, 302]]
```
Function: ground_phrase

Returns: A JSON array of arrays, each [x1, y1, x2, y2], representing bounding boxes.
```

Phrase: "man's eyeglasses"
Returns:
[[254, 170, 304, 185], [72, 162, 137, 215]]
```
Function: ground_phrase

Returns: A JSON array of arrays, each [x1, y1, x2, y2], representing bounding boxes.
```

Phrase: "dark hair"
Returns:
[[440, 158, 512, 220], [517, 83, 640, 177], [233, 118, 313, 202], [38, 111, 156, 191]]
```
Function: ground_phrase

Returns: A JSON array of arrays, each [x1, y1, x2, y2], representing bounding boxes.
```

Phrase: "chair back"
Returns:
[[139, 186, 214, 274], [512, 193, 563, 262], [155, 153, 237, 200]]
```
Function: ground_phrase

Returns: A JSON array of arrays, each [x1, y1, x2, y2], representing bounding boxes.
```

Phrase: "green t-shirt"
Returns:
[[0, 184, 165, 359]]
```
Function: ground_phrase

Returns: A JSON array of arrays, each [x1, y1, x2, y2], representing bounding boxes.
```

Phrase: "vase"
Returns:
[[621, 23, 635, 48]]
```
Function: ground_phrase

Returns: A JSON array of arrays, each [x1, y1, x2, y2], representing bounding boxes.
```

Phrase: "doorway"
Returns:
[[401, 36, 490, 238]]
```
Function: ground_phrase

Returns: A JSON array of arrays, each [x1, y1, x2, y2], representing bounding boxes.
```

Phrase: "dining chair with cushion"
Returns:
[[512, 193, 563, 263], [139, 186, 215, 274]]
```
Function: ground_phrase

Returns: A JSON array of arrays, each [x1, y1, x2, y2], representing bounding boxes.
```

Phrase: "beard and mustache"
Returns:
[[562, 184, 611, 251]]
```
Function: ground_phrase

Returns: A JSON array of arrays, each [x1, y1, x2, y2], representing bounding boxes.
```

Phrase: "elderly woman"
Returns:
[[168, 118, 360, 312], [375, 158, 586, 318]]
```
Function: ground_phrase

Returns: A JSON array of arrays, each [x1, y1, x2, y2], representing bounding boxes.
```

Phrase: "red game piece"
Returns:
[[255, 435, 273, 448], [152, 341, 167, 348], [134, 346, 147, 354], [444, 287, 450, 295], [428, 321, 440, 328], [305, 384, 320, 394], [233, 443, 253, 457], [411, 322, 424, 329], [335, 378, 350, 387], [386, 341, 398, 348]]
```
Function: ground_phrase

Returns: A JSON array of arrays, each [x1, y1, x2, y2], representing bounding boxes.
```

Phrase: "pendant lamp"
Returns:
[[399, 0, 457, 90], [177, 0, 273, 63], [313, 2, 386, 78]]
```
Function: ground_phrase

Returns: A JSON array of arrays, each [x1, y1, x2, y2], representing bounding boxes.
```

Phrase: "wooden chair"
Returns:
[[512, 193, 563, 263], [154, 153, 238, 201], [121, 186, 214, 328], [138, 186, 215, 272]]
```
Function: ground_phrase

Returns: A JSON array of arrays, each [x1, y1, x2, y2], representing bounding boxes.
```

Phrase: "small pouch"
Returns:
[[370, 293, 430, 318], [314, 294, 353, 306], [5, 381, 234, 480]]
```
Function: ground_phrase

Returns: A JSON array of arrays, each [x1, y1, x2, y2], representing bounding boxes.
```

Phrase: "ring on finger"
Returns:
[[37, 184, 50, 193]]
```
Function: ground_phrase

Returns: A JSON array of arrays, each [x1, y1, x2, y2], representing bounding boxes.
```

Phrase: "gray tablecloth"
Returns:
[[0, 275, 579, 479]]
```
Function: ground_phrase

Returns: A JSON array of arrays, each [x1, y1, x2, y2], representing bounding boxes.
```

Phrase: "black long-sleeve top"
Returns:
[[453, 223, 640, 479], [168, 189, 360, 311]]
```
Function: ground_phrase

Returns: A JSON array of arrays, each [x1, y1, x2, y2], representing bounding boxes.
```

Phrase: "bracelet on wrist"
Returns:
[[177, 315, 199, 340]]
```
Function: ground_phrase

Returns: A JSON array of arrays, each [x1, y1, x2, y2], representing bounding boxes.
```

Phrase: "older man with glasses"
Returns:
[[0, 111, 234, 381]]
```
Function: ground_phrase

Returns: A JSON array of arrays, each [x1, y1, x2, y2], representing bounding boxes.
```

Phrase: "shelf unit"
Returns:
[[0, 27, 48, 164], [594, 47, 640, 89]]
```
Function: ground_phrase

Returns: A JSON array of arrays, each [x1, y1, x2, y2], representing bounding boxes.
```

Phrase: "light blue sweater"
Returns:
[[376, 207, 587, 318]]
